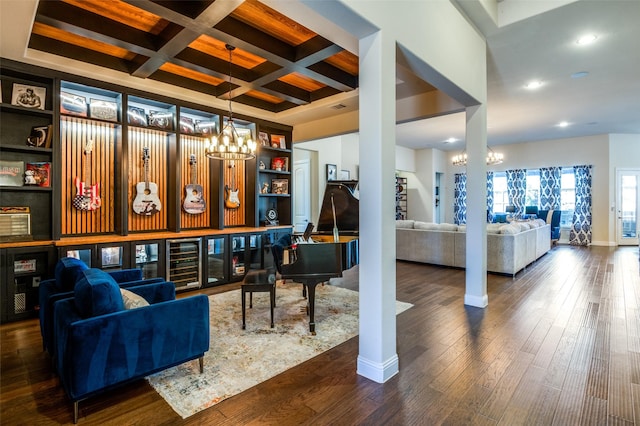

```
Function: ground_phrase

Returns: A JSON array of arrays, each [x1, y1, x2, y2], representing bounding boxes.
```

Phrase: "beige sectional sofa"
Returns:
[[396, 219, 551, 276]]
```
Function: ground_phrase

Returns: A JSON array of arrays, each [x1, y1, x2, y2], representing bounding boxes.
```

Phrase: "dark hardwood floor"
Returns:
[[1, 245, 639, 425]]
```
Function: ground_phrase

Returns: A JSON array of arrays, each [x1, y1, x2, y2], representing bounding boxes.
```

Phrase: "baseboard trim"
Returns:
[[464, 293, 488, 308], [590, 240, 618, 247], [357, 353, 399, 383]]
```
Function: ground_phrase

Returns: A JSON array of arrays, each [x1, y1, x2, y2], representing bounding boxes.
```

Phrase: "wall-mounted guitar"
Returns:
[[224, 161, 241, 209], [132, 147, 162, 216], [183, 154, 205, 214], [72, 139, 101, 211]]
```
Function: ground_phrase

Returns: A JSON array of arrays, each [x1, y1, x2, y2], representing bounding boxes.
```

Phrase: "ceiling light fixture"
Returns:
[[525, 80, 543, 90], [452, 146, 504, 166], [205, 44, 256, 161], [557, 121, 570, 128], [576, 34, 598, 45], [444, 137, 457, 143]]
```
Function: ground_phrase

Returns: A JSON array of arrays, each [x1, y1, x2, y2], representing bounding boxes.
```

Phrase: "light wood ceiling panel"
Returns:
[[245, 90, 285, 104], [31, 22, 137, 61], [188, 35, 267, 69], [61, 0, 170, 35], [231, 0, 316, 46], [325, 51, 359, 76], [278, 73, 326, 92], [159, 62, 225, 86]]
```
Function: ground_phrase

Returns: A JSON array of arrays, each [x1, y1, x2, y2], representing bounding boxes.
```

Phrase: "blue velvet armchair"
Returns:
[[39, 257, 163, 357], [53, 269, 210, 423]]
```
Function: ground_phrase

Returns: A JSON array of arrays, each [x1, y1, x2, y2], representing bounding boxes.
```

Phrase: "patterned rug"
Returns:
[[147, 282, 412, 418]]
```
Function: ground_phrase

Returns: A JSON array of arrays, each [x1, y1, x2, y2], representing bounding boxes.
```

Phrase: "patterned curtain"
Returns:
[[454, 173, 467, 225], [506, 169, 527, 217], [570, 165, 593, 246], [486, 171, 494, 222], [539, 167, 561, 210]]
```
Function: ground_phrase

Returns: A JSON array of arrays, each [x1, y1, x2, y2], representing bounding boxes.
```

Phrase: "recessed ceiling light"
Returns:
[[557, 121, 570, 128], [571, 71, 589, 79], [525, 80, 543, 90], [576, 34, 598, 45], [444, 137, 457, 143]]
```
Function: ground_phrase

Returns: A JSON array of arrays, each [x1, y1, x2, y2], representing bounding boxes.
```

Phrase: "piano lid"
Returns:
[[316, 180, 359, 233]]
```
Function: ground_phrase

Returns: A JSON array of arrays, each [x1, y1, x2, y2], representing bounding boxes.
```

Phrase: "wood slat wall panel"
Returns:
[[180, 136, 210, 229], [223, 160, 245, 227], [128, 128, 168, 232], [60, 117, 116, 236]]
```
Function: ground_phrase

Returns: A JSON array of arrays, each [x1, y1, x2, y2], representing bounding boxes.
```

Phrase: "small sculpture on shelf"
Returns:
[[24, 170, 37, 185], [261, 182, 270, 194]]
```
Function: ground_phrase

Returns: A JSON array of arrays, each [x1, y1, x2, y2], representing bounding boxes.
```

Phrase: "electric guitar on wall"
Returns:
[[183, 154, 205, 214], [224, 161, 240, 209], [132, 147, 162, 215], [72, 139, 101, 211]]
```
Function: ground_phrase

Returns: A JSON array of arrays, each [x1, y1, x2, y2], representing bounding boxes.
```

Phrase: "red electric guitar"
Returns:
[[183, 154, 206, 214], [73, 140, 101, 211], [132, 147, 162, 216]]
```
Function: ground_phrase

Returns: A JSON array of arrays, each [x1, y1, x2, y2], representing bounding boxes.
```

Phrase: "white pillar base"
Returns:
[[357, 353, 399, 383], [464, 293, 488, 308]]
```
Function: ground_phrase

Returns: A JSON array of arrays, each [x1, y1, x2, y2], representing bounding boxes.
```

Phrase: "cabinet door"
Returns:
[[96, 243, 130, 271], [132, 240, 165, 280], [204, 236, 226, 286], [4, 246, 56, 323]]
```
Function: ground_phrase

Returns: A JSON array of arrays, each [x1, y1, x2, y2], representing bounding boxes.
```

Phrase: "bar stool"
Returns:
[[241, 268, 276, 329]]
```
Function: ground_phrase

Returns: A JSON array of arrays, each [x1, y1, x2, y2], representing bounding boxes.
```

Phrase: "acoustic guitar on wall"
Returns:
[[72, 139, 101, 211], [132, 147, 162, 215], [224, 161, 240, 209], [183, 154, 205, 214]]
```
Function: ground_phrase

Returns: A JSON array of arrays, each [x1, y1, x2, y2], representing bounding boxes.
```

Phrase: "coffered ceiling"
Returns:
[[29, 0, 360, 113]]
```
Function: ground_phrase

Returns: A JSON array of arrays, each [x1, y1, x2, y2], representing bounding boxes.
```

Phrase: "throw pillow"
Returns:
[[54, 257, 89, 291], [437, 223, 459, 231], [414, 221, 438, 230], [74, 269, 125, 318], [499, 224, 520, 234], [121, 288, 150, 309]]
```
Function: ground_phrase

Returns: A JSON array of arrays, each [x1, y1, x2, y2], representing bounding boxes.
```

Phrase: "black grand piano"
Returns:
[[280, 181, 359, 334]]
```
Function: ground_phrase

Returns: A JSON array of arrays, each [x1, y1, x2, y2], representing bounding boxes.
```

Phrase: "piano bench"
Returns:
[[241, 269, 276, 330]]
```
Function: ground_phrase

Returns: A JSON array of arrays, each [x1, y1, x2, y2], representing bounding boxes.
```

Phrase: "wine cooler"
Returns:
[[166, 238, 201, 291]]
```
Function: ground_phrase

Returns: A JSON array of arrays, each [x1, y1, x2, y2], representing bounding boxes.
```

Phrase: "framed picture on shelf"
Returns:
[[271, 178, 288, 194], [148, 110, 174, 131], [195, 120, 217, 135], [60, 91, 87, 116], [339, 169, 350, 180], [0, 161, 24, 186], [270, 134, 285, 149], [326, 164, 337, 181], [11, 83, 46, 110], [89, 99, 118, 121], [259, 131, 269, 146], [180, 116, 195, 134], [127, 106, 147, 126], [271, 157, 288, 171], [25, 162, 51, 187], [26, 124, 52, 148]]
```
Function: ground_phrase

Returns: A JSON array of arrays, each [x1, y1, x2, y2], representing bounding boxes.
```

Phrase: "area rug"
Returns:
[[147, 282, 413, 418]]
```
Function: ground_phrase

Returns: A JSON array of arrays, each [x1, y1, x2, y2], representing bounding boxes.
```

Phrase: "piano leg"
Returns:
[[303, 280, 323, 336]]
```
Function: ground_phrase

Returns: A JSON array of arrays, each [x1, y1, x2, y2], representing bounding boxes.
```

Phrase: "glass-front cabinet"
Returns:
[[133, 240, 165, 280], [230, 233, 262, 281], [204, 236, 226, 286]]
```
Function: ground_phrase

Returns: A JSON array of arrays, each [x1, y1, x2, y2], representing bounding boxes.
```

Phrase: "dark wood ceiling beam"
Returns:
[[261, 81, 311, 104], [294, 36, 339, 63], [149, 69, 220, 97], [28, 34, 142, 75], [36, 1, 159, 52], [233, 94, 298, 113], [306, 62, 358, 88]]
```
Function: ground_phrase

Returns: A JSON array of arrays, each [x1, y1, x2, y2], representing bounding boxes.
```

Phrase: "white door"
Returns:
[[617, 169, 640, 246], [293, 159, 311, 233]]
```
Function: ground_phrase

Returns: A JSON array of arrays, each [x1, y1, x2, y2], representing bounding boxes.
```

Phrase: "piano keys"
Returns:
[[280, 181, 359, 334]]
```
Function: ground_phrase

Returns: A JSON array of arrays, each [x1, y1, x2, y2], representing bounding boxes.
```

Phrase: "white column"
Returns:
[[357, 30, 398, 383], [464, 104, 488, 308]]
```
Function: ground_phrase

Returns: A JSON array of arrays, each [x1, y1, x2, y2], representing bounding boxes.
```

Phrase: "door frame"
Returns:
[[616, 168, 640, 246]]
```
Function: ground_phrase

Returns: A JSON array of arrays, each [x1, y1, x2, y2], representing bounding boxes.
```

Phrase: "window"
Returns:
[[492, 172, 508, 213], [525, 170, 540, 207], [560, 167, 575, 226]]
